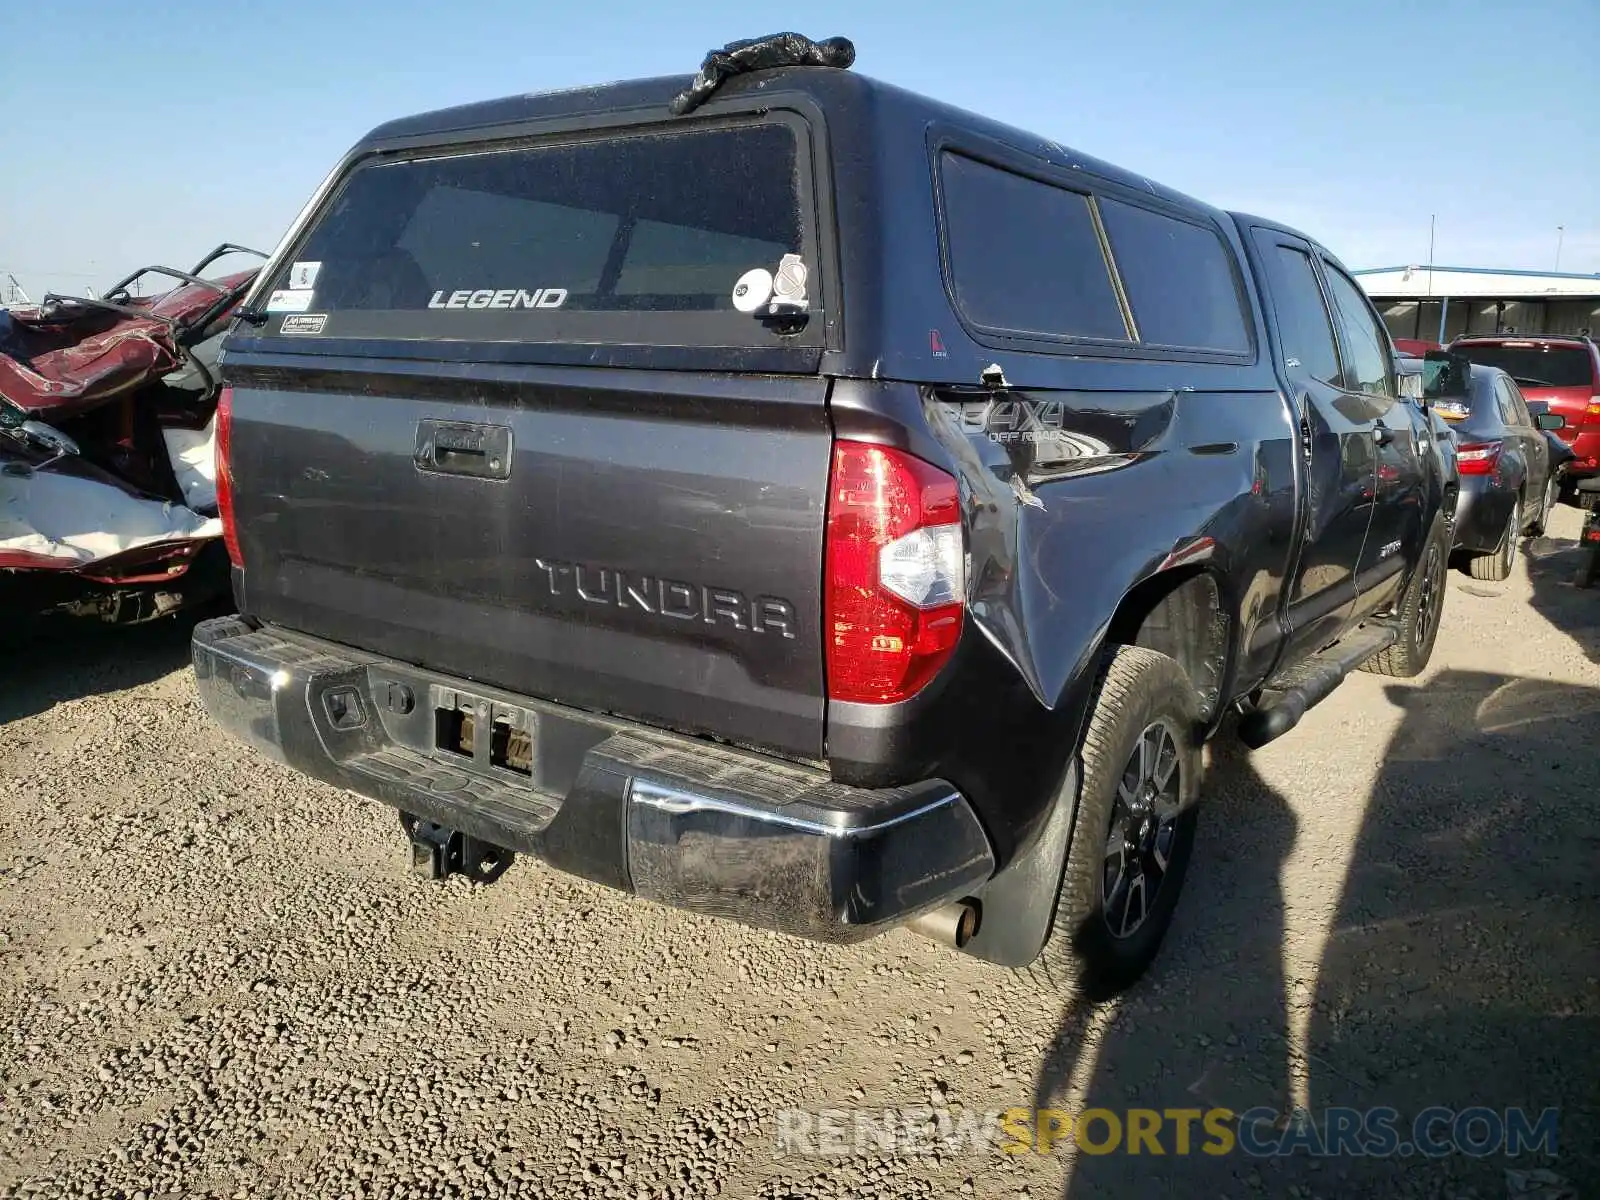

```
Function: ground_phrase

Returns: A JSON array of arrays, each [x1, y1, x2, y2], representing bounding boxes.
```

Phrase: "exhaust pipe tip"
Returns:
[[906, 899, 980, 949]]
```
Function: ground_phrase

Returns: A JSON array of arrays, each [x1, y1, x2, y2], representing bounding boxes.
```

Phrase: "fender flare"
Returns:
[[958, 556, 1238, 968]]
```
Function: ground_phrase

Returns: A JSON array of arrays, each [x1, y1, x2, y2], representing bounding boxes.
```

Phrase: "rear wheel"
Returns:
[[1528, 476, 1558, 537], [1363, 511, 1449, 677], [1467, 496, 1521, 582], [1040, 645, 1200, 996]]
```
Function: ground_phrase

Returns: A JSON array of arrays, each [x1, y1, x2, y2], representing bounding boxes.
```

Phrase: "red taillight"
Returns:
[[1455, 439, 1501, 477], [824, 441, 964, 704], [1585, 397, 1600, 425], [215, 386, 242, 568]]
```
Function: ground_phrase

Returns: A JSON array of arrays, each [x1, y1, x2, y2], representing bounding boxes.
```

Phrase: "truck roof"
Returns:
[[358, 65, 1226, 225]]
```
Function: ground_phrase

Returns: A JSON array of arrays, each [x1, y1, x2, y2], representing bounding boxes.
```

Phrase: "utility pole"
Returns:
[[1555, 226, 1565, 272], [1426, 214, 1436, 296]]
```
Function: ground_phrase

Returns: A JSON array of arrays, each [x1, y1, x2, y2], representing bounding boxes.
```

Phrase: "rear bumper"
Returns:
[[1562, 428, 1600, 479], [191, 617, 994, 943], [1451, 479, 1516, 554]]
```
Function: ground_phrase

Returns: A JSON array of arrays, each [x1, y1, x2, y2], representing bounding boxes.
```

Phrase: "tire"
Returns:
[[1040, 645, 1200, 996], [1362, 511, 1449, 678], [1467, 495, 1521, 582], [1578, 541, 1600, 589], [1528, 476, 1558, 537]]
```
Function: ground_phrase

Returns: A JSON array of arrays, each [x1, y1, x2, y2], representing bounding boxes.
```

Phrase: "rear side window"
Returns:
[[1506, 380, 1535, 427], [1098, 199, 1251, 353], [258, 122, 811, 346], [1266, 246, 1342, 385], [938, 153, 1129, 343], [1495, 377, 1534, 427], [1322, 265, 1393, 396], [1451, 344, 1596, 390]]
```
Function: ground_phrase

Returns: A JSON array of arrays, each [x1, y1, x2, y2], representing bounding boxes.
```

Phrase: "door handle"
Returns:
[[414, 420, 513, 480], [1373, 426, 1394, 447]]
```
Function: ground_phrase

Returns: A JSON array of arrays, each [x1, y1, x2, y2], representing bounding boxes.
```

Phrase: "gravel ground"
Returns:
[[2, 505, 1596, 1200]]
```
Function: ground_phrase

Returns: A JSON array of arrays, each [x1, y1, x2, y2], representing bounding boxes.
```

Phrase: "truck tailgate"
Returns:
[[225, 359, 830, 759]]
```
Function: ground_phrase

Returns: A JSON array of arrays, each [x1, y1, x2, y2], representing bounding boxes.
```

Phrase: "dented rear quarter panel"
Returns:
[[806, 77, 1301, 863], [827, 373, 1298, 865]]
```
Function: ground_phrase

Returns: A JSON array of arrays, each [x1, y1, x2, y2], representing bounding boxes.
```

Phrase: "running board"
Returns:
[[1237, 624, 1399, 749]]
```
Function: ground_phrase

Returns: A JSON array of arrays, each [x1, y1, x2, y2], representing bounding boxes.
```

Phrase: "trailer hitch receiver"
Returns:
[[401, 813, 514, 885]]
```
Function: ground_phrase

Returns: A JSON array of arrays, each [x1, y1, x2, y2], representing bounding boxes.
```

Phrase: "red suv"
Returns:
[[1448, 335, 1600, 487]]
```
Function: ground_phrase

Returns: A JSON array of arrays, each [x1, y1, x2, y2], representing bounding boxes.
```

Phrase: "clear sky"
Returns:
[[2, 0, 1596, 299]]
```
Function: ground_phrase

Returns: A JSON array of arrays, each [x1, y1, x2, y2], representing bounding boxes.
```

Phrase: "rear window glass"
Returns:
[[1098, 199, 1251, 353], [938, 153, 1129, 343], [1449, 344, 1594, 390], [258, 122, 811, 346]]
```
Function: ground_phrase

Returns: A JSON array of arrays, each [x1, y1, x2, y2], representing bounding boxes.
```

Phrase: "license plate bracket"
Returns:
[[431, 687, 540, 783]]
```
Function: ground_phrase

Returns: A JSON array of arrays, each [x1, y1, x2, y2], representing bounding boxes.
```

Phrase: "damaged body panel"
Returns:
[[194, 56, 1452, 980], [822, 371, 1301, 879], [0, 245, 263, 624]]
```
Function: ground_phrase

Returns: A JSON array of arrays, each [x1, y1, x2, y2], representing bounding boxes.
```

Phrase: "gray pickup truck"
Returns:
[[193, 41, 1454, 991]]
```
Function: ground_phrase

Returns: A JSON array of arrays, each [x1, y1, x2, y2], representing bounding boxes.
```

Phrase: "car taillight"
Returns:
[[215, 386, 242, 567], [824, 440, 964, 704], [1586, 397, 1600, 424], [1455, 439, 1502, 477]]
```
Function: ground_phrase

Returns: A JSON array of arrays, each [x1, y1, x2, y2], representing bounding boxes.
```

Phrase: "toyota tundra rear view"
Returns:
[[195, 50, 1453, 991]]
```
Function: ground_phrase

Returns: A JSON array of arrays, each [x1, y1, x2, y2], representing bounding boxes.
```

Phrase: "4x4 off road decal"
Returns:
[[427, 288, 568, 310]]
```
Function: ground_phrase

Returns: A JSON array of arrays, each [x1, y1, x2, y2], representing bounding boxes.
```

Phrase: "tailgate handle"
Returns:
[[415, 420, 512, 481]]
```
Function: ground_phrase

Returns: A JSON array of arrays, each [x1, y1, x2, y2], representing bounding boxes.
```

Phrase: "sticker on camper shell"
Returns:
[[279, 313, 327, 335], [731, 268, 773, 314], [265, 289, 314, 313], [770, 254, 809, 313], [288, 261, 322, 291], [732, 255, 809, 316]]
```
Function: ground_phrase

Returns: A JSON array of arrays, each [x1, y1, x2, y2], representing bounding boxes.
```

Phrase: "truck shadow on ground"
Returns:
[[1031, 667, 1598, 1198], [0, 603, 226, 726]]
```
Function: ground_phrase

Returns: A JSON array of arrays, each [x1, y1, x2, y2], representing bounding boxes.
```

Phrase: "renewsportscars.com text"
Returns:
[[775, 1106, 1560, 1159]]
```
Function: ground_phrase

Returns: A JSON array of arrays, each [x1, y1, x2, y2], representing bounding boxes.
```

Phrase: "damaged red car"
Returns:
[[0, 245, 264, 625]]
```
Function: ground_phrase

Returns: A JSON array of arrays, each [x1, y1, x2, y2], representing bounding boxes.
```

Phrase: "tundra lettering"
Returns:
[[534, 558, 797, 638]]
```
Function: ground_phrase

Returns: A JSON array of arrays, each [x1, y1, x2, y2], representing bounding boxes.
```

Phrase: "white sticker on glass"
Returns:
[[771, 254, 809, 311], [265, 289, 314, 313], [288, 261, 322, 291], [731, 268, 773, 314]]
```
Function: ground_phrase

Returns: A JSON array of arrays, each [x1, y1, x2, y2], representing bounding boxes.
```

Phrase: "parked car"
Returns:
[[191, 35, 1454, 991], [1577, 478, 1600, 587], [1525, 398, 1580, 484], [0, 245, 265, 625], [1446, 334, 1600, 494], [1422, 352, 1563, 579], [1395, 353, 1461, 488]]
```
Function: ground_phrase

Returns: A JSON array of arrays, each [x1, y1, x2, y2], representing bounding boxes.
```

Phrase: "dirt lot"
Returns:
[[3, 506, 1596, 1200]]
